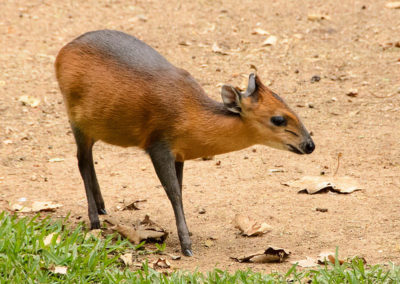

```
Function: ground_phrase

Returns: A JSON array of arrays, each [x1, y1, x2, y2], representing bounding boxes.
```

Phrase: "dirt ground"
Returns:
[[1, 0, 399, 273]]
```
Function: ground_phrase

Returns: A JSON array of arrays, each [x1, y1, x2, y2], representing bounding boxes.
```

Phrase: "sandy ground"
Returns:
[[1, 0, 399, 273]]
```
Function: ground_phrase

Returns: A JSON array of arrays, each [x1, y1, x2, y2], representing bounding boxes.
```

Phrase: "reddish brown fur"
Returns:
[[55, 38, 308, 162]]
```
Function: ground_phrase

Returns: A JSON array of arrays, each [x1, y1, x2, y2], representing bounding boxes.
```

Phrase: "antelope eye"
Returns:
[[271, 116, 287, 127]]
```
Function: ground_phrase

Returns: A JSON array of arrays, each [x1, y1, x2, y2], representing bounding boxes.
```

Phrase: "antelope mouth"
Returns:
[[287, 144, 304, 155]]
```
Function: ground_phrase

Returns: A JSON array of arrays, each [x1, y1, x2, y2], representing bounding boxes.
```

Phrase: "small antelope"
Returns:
[[55, 30, 315, 256]]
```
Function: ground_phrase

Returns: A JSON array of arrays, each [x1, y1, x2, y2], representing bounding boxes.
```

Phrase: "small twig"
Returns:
[[333, 152, 342, 176]]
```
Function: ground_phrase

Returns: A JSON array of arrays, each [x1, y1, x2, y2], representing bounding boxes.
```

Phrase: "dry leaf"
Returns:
[[113, 224, 141, 244], [50, 266, 68, 275], [261, 35, 277, 46], [307, 14, 331, 21], [120, 253, 133, 266], [385, 2, 400, 9], [168, 254, 181, 260], [232, 246, 290, 263], [152, 257, 170, 269], [86, 229, 102, 240], [317, 251, 345, 264], [18, 95, 40, 107], [122, 199, 147, 211], [292, 257, 318, 268], [212, 43, 229, 55], [11, 201, 62, 213], [111, 215, 168, 244], [234, 214, 272, 236], [289, 176, 362, 194], [252, 28, 269, 35], [44, 233, 61, 246]]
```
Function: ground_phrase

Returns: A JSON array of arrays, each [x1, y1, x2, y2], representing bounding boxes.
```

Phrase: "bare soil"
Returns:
[[1, 0, 399, 273]]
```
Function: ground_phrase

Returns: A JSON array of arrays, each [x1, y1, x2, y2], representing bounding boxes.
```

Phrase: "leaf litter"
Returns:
[[106, 215, 168, 245], [232, 246, 290, 263], [289, 176, 363, 194], [234, 214, 272, 236]]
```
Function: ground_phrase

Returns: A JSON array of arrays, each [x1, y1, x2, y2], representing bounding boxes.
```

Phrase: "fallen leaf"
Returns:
[[113, 224, 141, 244], [307, 14, 331, 21], [252, 28, 269, 35], [152, 257, 170, 269], [50, 266, 68, 275], [168, 254, 181, 260], [11, 201, 62, 213], [232, 246, 290, 263], [43, 232, 61, 246], [261, 35, 277, 46], [317, 251, 345, 265], [122, 199, 147, 211], [385, 2, 400, 9], [86, 229, 102, 240], [234, 214, 272, 236], [289, 176, 363, 194], [19, 95, 40, 107], [110, 215, 168, 244], [292, 257, 318, 268], [212, 43, 229, 55], [120, 253, 133, 266]]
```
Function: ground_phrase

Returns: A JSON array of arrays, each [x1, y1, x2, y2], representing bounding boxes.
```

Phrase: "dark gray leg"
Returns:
[[72, 126, 106, 229], [147, 142, 192, 256], [175, 161, 184, 193]]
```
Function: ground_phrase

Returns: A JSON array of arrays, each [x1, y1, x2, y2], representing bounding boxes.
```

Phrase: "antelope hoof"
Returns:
[[183, 249, 193, 257], [90, 220, 101, 230], [98, 208, 107, 215]]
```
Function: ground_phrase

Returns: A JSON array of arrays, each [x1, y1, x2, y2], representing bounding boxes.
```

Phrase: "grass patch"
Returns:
[[0, 211, 399, 283]]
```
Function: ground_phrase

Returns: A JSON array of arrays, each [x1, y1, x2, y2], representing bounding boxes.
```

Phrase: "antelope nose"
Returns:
[[301, 139, 315, 154]]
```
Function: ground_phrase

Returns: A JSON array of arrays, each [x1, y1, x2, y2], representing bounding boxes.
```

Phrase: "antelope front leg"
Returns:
[[147, 142, 192, 256]]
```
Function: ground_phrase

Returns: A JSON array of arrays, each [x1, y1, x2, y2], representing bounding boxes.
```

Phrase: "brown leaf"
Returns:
[[120, 253, 133, 266], [112, 215, 168, 244], [152, 257, 171, 269], [292, 257, 318, 268], [317, 252, 345, 265], [234, 214, 272, 236], [122, 199, 147, 211], [232, 246, 290, 263], [290, 176, 363, 194], [204, 239, 214, 248], [11, 201, 62, 213], [113, 224, 141, 244]]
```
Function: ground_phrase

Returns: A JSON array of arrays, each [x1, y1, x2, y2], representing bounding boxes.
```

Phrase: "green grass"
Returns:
[[0, 211, 399, 283]]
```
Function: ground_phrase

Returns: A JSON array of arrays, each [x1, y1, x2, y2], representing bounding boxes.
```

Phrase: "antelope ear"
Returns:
[[221, 85, 242, 114], [243, 73, 259, 102]]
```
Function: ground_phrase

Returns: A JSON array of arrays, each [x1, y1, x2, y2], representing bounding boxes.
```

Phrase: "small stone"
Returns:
[[307, 102, 314, 108], [316, 208, 328, 212], [198, 208, 206, 214], [310, 75, 321, 83], [346, 89, 358, 97]]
